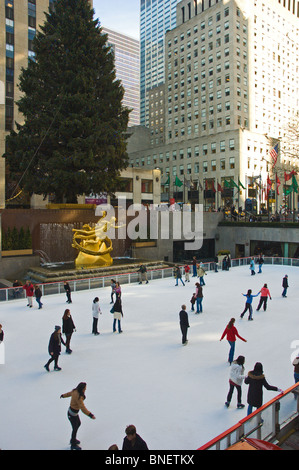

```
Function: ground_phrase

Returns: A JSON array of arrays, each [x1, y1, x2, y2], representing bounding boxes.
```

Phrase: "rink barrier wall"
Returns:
[[1, 256, 299, 302], [198, 383, 299, 450]]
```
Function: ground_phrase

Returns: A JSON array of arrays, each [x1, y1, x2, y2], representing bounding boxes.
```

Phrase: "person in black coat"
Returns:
[[44, 326, 66, 372], [62, 309, 76, 354], [34, 284, 43, 309], [122, 425, 148, 450], [179, 304, 189, 345], [64, 281, 72, 303], [282, 275, 289, 297], [244, 362, 282, 415]]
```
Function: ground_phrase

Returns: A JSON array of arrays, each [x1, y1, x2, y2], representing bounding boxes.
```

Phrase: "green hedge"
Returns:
[[2, 227, 32, 250]]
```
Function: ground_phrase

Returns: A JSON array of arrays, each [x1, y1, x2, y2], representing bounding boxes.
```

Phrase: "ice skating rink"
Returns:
[[0, 264, 298, 450]]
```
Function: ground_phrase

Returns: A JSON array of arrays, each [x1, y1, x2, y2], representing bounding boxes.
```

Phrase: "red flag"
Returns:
[[276, 174, 281, 195], [211, 180, 216, 193], [285, 170, 297, 181], [217, 183, 223, 193]]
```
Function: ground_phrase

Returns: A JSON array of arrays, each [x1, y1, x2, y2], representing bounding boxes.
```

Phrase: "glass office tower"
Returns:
[[102, 27, 140, 126], [140, 0, 179, 127]]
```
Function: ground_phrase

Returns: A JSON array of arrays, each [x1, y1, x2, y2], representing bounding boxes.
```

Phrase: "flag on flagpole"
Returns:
[[211, 180, 216, 193], [198, 180, 203, 192], [284, 170, 297, 182], [270, 144, 278, 166], [217, 182, 223, 193], [238, 179, 245, 190], [164, 175, 170, 185], [174, 176, 183, 187], [266, 174, 272, 198], [184, 176, 191, 189], [292, 174, 298, 193]]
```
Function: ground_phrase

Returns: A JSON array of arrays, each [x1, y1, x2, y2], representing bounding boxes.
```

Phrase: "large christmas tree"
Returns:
[[4, 0, 130, 203]]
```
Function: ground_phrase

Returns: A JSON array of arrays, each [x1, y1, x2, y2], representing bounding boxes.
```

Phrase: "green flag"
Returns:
[[230, 179, 239, 189], [164, 175, 170, 186], [225, 178, 238, 189], [292, 175, 298, 193], [238, 179, 245, 190], [174, 176, 183, 187], [283, 185, 293, 195]]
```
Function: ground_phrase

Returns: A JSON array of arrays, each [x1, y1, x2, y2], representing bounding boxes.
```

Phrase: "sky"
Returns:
[[92, 0, 140, 39]]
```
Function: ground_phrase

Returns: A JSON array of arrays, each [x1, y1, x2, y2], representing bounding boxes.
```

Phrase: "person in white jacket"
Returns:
[[92, 297, 102, 335], [225, 355, 246, 409]]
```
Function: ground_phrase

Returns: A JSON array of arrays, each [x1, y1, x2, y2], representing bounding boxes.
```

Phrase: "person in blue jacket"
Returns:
[[240, 289, 260, 320], [249, 257, 256, 275]]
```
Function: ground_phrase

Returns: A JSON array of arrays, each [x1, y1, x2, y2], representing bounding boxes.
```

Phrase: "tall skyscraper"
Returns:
[[140, 0, 180, 127], [102, 27, 140, 126]]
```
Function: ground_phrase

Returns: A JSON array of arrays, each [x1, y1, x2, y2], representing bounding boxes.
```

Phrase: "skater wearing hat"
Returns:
[[44, 326, 65, 372], [282, 275, 288, 297]]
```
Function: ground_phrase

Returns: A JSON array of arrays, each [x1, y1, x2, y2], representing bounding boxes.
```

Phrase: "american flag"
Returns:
[[270, 144, 278, 166]]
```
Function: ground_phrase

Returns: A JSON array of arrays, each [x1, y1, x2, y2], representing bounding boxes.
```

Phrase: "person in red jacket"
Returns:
[[23, 280, 34, 308], [220, 318, 247, 365], [256, 284, 272, 312]]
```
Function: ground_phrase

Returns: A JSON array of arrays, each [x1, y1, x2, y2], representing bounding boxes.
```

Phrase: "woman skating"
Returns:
[[225, 355, 246, 409], [92, 297, 102, 335], [220, 318, 247, 365], [60, 382, 96, 450], [195, 282, 203, 313], [44, 326, 66, 371], [256, 284, 272, 312], [245, 362, 282, 415], [62, 309, 76, 353], [112, 296, 123, 333], [240, 289, 260, 320]]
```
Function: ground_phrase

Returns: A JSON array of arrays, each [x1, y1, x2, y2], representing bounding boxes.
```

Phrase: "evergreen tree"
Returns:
[[4, 0, 130, 203]]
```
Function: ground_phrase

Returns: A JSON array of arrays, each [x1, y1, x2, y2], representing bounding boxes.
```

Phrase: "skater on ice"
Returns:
[[60, 382, 95, 450], [92, 297, 102, 335], [245, 362, 283, 416], [195, 282, 203, 313], [44, 325, 66, 372], [64, 281, 72, 304], [179, 304, 189, 345], [240, 289, 260, 320], [256, 284, 271, 312], [282, 275, 289, 298], [174, 265, 185, 286], [62, 309, 76, 354], [220, 318, 247, 365], [225, 355, 246, 409]]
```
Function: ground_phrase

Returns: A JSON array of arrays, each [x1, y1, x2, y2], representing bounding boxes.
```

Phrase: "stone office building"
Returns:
[[128, 0, 299, 212]]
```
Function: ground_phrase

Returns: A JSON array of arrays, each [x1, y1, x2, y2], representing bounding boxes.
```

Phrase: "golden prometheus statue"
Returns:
[[72, 211, 122, 268]]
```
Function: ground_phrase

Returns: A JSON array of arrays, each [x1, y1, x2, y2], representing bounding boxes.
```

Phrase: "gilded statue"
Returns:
[[72, 211, 121, 268]]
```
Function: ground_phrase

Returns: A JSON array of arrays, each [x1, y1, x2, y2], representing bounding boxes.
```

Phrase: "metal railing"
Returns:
[[198, 383, 299, 450], [1, 256, 298, 302]]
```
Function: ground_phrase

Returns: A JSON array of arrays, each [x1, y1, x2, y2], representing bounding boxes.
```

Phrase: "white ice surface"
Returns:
[[0, 264, 298, 450]]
